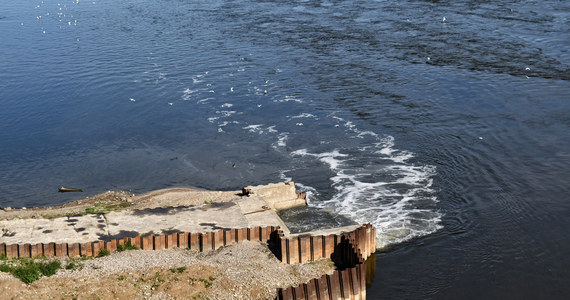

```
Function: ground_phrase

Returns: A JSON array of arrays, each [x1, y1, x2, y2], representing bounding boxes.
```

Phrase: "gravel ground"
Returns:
[[0, 240, 335, 299]]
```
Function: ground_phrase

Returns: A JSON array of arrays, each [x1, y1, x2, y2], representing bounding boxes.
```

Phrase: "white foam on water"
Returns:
[[197, 97, 214, 104], [291, 149, 348, 170], [215, 110, 236, 118], [243, 124, 264, 134], [273, 132, 289, 149], [374, 136, 415, 163], [217, 121, 239, 132], [357, 131, 378, 138], [290, 113, 317, 119], [192, 74, 204, 84], [294, 182, 318, 205], [279, 169, 293, 182], [292, 136, 442, 249], [221, 103, 233, 108], [276, 95, 304, 103]]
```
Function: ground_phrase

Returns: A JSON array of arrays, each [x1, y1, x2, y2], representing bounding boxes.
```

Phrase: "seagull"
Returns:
[[442, 16, 446, 23]]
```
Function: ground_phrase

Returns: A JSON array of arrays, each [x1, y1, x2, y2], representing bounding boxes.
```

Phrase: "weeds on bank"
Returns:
[[85, 202, 131, 215], [96, 249, 111, 258], [64, 257, 86, 271], [117, 240, 139, 252], [41, 202, 131, 219], [0, 256, 93, 284], [0, 258, 62, 284], [189, 275, 215, 288], [170, 266, 186, 273]]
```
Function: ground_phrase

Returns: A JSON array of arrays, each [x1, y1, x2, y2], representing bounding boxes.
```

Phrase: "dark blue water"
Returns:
[[1, 0, 569, 298]]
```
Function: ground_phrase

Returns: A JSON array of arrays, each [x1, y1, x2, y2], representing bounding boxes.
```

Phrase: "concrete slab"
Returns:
[[1, 182, 307, 245], [235, 195, 289, 233]]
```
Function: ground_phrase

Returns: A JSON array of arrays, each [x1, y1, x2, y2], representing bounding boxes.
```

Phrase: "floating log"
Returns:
[[58, 187, 83, 193]]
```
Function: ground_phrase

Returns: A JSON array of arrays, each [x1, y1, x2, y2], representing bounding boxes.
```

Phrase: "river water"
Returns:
[[1, 0, 568, 298]]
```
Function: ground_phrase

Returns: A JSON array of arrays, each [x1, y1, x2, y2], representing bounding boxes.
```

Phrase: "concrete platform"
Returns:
[[1, 182, 305, 245]]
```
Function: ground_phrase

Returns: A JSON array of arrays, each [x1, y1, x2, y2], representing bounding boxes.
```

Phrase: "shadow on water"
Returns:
[[277, 206, 357, 234]]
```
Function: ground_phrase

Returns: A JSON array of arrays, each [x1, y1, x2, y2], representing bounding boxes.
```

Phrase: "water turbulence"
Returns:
[[290, 130, 442, 249]]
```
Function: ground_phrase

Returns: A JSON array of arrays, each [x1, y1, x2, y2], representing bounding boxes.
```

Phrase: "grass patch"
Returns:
[[96, 249, 111, 258], [189, 276, 215, 289], [118, 275, 126, 281], [117, 240, 139, 252], [42, 202, 132, 219], [170, 266, 186, 274], [85, 202, 131, 215], [0, 258, 62, 284], [65, 259, 84, 271], [0, 253, 7, 260]]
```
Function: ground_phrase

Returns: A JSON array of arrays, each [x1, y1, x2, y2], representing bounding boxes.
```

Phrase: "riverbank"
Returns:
[[1, 182, 374, 299], [0, 240, 335, 299]]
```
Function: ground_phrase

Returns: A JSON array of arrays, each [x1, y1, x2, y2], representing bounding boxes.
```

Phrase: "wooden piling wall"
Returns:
[[0, 224, 377, 299], [0, 226, 279, 259], [275, 224, 376, 300]]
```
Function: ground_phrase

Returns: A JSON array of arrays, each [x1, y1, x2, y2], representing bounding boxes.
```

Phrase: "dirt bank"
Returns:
[[0, 240, 335, 299]]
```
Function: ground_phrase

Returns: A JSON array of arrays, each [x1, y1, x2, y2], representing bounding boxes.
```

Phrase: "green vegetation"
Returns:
[[0, 253, 7, 260], [189, 276, 215, 288], [85, 202, 131, 215], [0, 258, 62, 284], [118, 275, 126, 281], [170, 266, 186, 273], [42, 202, 132, 219], [64, 258, 85, 271], [203, 200, 213, 205], [117, 240, 139, 252], [96, 249, 111, 258]]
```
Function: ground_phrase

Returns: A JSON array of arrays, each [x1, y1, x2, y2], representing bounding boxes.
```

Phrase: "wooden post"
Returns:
[[68, 243, 80, 257], [178, 232, 189, 248], [80, 242, 92, 257], [154, 235, 165, 250], [19, 244, 31, 258], [55, 243, 67, 257], [289, 238, 299, 264], [31, 244, 43, 257], [6, 244, 18, 258], [299, 236, 310, 263], [142, 235, 153, 250], [317, 274, 330, 300], [190, 233, 200, 251]]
